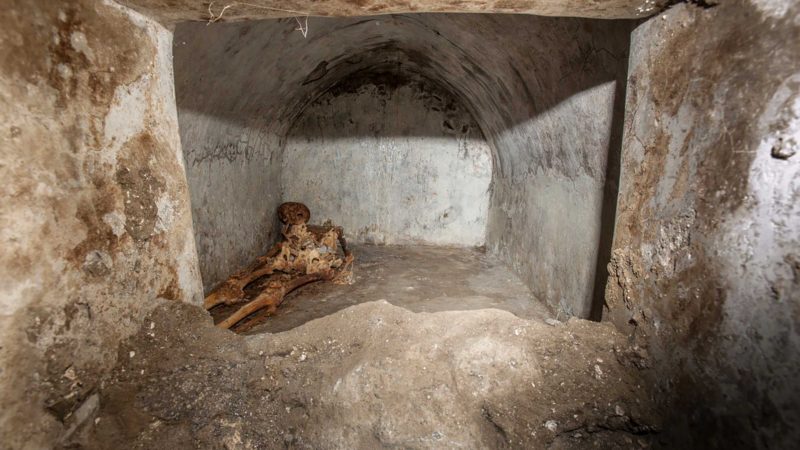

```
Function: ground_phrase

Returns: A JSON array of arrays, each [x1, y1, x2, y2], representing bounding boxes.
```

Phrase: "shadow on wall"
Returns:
[[174, 14, 633, 316], [590, 64, 628, 321]]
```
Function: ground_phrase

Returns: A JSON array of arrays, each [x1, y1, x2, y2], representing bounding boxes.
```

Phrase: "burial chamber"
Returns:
[[175, 14, 630, 319], [1, 0, 799, 449]]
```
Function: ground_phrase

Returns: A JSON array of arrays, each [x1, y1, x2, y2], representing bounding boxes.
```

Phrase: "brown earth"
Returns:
[[64, 300, 660, 449]]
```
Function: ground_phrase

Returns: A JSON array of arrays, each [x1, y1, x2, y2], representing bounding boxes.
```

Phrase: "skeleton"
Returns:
[[205, 202, 354, 330]]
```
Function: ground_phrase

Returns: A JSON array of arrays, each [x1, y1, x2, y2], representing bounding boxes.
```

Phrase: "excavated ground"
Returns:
[[216, 245, 553, 334], [67, 298, 661, 449]]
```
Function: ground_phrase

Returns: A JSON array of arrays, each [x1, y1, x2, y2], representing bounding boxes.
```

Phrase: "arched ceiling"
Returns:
[[174, 13, 630, 175]]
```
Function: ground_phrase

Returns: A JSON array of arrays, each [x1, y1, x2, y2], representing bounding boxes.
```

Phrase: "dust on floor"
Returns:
[[67, 300, 660, 449], [215, 245, 554, 334]]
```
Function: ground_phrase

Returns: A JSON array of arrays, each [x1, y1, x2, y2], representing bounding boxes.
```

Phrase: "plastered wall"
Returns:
[[176, 101, 283, 293], [283, 74, 491, 246]]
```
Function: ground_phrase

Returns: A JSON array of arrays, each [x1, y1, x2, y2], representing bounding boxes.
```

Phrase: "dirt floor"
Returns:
[[55, 245, 662, 449], [215, 245, 554, 334], [64, 299, 660, 449]]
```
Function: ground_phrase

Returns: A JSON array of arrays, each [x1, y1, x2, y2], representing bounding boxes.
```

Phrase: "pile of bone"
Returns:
[[204, 202, 354, 330]]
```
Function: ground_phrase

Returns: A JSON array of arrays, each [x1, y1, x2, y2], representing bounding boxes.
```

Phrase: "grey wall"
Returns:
[[605, 1, 800, 447], [283, 75, 491, 246], [486, 81, 622, 318], [176, 98, 282, 293], [174, 14, 631, 316]]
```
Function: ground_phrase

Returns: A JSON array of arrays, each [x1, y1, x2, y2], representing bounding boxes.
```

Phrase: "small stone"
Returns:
[[129, 351, 135, 358], [299, 353, 307, 362], [615, 405, 625, 416], [771, 137, 796, 160], [545, 420, 558, 432], [594, 364, 603, 380], [63, 366, 77, 381], [545, 318, 562, 327], [82, 250, 112, 276]]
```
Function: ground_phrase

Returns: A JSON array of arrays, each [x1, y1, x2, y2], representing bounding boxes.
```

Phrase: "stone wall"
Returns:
[[605, 1, 800, 446], [0, 1, 202, 446]]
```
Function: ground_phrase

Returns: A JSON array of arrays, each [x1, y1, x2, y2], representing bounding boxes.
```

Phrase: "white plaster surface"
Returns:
[[283, 81, 491, 246], [486, 81, 618, 317], [178, 111, 281, 292]]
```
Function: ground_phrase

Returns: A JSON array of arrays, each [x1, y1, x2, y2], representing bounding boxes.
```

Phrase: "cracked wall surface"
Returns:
[[174, 14, 631, 316], [604, 1, 800, 447], [0, 1, 202, 447]]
